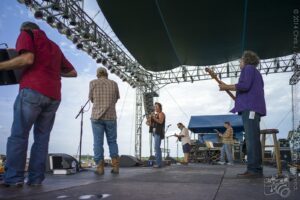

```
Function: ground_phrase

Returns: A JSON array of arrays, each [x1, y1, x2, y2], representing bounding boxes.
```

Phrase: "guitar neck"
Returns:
[[213, 78, 236, 101]]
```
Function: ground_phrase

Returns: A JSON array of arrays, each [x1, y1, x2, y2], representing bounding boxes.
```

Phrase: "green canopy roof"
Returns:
[[97, 0, 297, 72]]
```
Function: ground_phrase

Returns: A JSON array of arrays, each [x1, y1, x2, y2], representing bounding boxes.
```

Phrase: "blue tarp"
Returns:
[[188, 114, 244, 133]]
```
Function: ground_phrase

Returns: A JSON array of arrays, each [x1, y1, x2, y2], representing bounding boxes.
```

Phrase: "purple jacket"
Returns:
[[230, 65, 266, 116]]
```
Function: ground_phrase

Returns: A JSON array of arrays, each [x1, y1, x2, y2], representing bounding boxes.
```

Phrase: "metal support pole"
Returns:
[[135, 85, 143, 159]]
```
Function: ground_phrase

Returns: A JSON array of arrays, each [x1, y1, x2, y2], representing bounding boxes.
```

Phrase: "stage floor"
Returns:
[[0, 163, 299, 200]]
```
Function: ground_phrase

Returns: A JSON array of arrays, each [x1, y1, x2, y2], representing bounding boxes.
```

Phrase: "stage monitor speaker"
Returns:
[[46, 153, 79, 172], [0, 49, 22, 85], [120, 155, 141, 167]]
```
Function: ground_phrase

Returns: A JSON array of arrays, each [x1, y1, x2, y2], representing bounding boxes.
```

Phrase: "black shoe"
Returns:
[[27, 182, 42, 187], [1, 182, 24, 188], [237, 171, 264, 179], [153, 164, 161, 168]]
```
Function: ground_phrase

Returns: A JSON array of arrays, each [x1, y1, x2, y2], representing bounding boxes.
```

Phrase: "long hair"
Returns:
[[242, 50, 260, 66], [154, 102, 162, 111]]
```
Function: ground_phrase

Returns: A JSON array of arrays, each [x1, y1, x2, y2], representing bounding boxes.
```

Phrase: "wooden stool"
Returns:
[[260, 129, 282, 176]]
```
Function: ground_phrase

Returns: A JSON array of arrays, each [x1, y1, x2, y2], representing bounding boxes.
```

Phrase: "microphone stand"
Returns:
[[164, 125, 171, 159], [75, 99, 90, 170]]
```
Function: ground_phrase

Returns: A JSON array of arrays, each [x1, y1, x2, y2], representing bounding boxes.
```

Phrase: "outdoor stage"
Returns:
[[0, 164, 299, 200]]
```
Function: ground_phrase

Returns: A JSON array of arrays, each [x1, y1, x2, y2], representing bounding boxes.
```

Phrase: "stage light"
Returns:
[[62, 7, 69, 19], [122, 77, 127, 82], [62, 28, 72, 37], [34, 10, 43, 19], [112, 54, 118, 61], [107, 65, 113, 70], [72, 36, 79, 44], [76, 43, 83, 49], [96, 42, 102, 49], [56, 22, 64, 30], [101, 45, 108, 53], [81, 24, 91, 39], [46, 16, 55, 24], [51, 0, 61, 11], [69, 14, 77, 26], [17, 0, 32, 6], [102, 59, 107, 66], [115, 70, 120, 76], [107, 49, 113, 57], [96, 58, 102, 63], [87, 48, 92, 54], [110, 68, 116, 73], [82, 31, 90, 39]]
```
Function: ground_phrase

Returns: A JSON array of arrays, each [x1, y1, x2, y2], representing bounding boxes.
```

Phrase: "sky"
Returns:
[[0, 0, 298, 159]]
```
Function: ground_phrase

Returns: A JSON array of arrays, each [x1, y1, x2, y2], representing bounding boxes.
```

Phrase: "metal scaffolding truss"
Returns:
[[18, 0, 157, 92], [150, 53, 300, 88], [135, 85, 144, 160]]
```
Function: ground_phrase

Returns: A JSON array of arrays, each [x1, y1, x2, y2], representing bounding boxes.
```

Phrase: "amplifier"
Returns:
[[280, 150, 291, 163], [0, 48, 22, 85], [278, 139, 290, 148], [233, 144, 240, 151], [233, 144, 241, 161]]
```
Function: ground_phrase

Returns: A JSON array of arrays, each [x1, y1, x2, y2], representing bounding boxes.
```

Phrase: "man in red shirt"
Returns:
[[0, 21, 77, 187]]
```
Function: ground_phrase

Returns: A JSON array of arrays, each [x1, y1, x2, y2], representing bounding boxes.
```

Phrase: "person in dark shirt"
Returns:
[[151, 102, 165, 168]]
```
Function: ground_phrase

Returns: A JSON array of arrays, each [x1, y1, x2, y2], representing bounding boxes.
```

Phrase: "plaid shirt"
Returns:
[[89, 77, 120, 120]]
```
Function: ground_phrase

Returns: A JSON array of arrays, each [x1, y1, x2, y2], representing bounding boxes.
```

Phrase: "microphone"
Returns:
[[167, 124, 172, 128]]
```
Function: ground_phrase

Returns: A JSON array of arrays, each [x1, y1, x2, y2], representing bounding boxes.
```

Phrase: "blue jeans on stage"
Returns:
[[91, 119, 119, 164], [154, 133, 162, 167], [242, 110, 263, 174], [220, 144, 233, 164], [4, 88, 60, 184]]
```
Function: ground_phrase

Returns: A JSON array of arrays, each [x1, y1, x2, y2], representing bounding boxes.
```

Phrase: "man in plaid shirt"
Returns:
[[89, 67, 120, 175]]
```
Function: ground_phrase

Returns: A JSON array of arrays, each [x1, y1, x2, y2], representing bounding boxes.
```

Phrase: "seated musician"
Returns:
[[215, 122, 234, 165]]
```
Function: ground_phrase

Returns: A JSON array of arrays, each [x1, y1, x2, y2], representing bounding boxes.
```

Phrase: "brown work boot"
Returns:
[[111, 157, 120, 174], [95, 160, 104, 175]]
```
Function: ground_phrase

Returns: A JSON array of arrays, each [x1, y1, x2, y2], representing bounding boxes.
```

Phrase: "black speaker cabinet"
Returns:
[[233, 144, 241, 161], [46, 153, 79, 172], [0, 48, 22, 85], [280, 150, 291, 163], [120, 155, 141, 167]]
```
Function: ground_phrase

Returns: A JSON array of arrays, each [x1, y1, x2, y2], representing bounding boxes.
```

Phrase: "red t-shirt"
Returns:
[[16, 30, 74, 100]]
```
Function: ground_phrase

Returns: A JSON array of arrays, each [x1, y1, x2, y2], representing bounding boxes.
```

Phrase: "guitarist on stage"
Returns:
[[175, 123, 191, 165], [218, 50, 266, 178]]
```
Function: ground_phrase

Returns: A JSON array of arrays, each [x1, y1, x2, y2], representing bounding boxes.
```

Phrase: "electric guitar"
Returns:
[[205, 68, 236, 101]]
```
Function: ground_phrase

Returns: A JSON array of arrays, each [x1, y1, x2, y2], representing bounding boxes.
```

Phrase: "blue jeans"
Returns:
[[91, 119, 119, 164], [154, 133, 162, 167], [242, 110, 263, 174], [220, 144, 233, 163], [4, 88, 60, 184]]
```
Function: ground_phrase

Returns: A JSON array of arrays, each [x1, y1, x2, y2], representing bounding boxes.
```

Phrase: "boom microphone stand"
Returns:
[[75, 99, 90, 170]]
